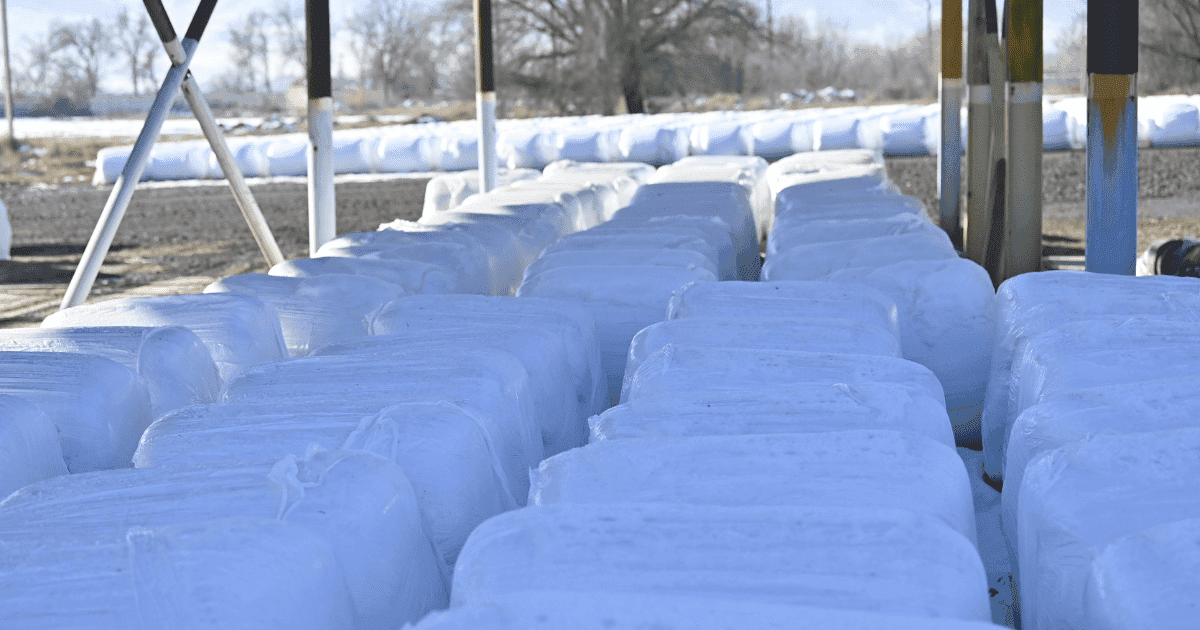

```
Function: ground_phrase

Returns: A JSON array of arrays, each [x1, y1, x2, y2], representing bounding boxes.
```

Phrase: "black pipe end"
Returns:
[[1087, 0, 1137, 75], [184, 0, 218, 42], [142, 0, 177, 44]]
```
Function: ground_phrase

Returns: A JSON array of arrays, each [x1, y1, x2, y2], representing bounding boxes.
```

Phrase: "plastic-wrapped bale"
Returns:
[[531, 430, 976, 545], [133, 401, 518, 569], [42, 293, 288, 385], [750, 116, 818, 161], [518, 265, 718, 406], [1017, 429, 1200, 630], [1080, 518, 1200, 630], [203, 273, 406, 357], [1003, 376, 1200, 563], [666, 279, 901, 341], [317, 328, 595, 456], [372, 218, 527, 296], [553, 126, 617, 163], [762, 230, 959, 281], [773, 193, 926, 226], [772, 164, 895, 212], [0, 516, 357, 630], [542, 159, 657, 185], [982, 272, 1200, 481], [535, 171, 635, 220], [452, 503, 990, 620], [629, 182, 759, 278], [1147, 101, 1200, 148], [332, 133, 379, 174], [455, 188, 585, 232], [622, 345, 946, 408], [422, 168, 540, 217], [617, 124, 690, 165], [813, 115, 864, 151], [424, 199, 576, 248], [822, 258, 995, 446], [315, 230, 495, 296], [497, 128, 558, 169], [208, 137, 270, 178], [0, 396, 67, 499], [436, 128, 480, 171], [511, 180, 610, 229], [625, 316, 901, 382], [879, 108, 936, 156], [767, 212, 944, 258], [271, 256, 458, 295], [590, 383, 954, 447], [421, 210, 573, 276], [376, 129, 438, 173], [651, 160, 769, 237], [585, 216, 739, 280], [0, 326, 220, 422], [412, 590, 1007, 630], [0, 449, 447, 629], [765, 148, 882, 182], [264, 135, 310, 176], [221, 348, 542, 500], [0, 352, 150, 473], [523, 248, 720, 285], [539, 231, 725, 280], [688, 120, 752, 156]]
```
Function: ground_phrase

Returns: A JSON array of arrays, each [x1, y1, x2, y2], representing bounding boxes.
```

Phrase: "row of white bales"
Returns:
[[92, 93, 1200, 185], [0, 148, 1196, 628]]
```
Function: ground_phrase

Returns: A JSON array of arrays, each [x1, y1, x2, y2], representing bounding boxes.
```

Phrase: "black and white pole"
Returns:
[[1003, 0, 1042, 279], [964, 0, 990, 263], [1085, 0, 1138, 274], [474, 0, 498, 192], [306, 0, 335, 254], [61, 0, 218, 310], [939, 0, 964, 248], [1, 0, 14, 148]]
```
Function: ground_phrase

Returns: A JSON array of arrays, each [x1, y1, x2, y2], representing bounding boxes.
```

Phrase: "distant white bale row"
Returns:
[[760, 149, 995, 445], [975, 270, 1200, 630]]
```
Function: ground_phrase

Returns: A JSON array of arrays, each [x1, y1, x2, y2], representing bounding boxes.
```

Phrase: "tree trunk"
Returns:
[[621, 54, 645, 114]]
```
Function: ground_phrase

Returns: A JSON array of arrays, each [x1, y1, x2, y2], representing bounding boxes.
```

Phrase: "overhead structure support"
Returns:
[[1085, 0, 1138, 275], [1003, 0, 1042, 280], [964, 0, 991, 264], [306, 0, 335, 254], [939, 0, 964, 248], [474, 0, 498, 193]]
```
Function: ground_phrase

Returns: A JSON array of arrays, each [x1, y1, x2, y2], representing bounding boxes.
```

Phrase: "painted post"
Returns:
[[474, 0, 498, 192], [306, 0, 335, 255], [1003, 0, 1042, 279], [939, 0, 964, 248], [981, 0, 1008, 285], [1085, 0, 1138, 274], [1, 0, 13, 149], [964, 0, 991, 263]]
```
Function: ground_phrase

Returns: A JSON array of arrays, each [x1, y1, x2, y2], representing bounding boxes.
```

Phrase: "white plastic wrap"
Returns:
[[415, 211, 570, 286], [823, 258, 995, 444], [207, 137, 269, 179], [497, 127, 558, 169], [0, 352, 150, 473], [0, 449, 447, 629], [767, 212, 942, 257], [688, 120, 752, 156], [762, 230, 959, 281], [665, 280, 901, 342], [204, 273, 406, 357], [316, 231, 494, 296], [627, 182, 759, 279], [421, 168, 540, 217], [535, 171, 630, 219], [133, 401, 518, 568], [772, 164, 893, 212], [0, 326, 220, 422], [589, 383, 954, 447], [518, 265, 718, 405], [522, 248, 720, 283], [436, 128, 480, 171], [541, 160, 657, 185], [1147, 101, 1200, 147], [457, 188, 584, 232], [555, 127, 616, 162], [426, 202, 575, 250], [0, 395, 67, 500], [0, 516, 357, 630], [813, 115, 863, 151], [376, 130, 437, 173], [539, 231, 723, 278], [264, 135, 309, 176], [750, 116, 817, 160], [582, 219, 737, 280], [1017, 429, 1200, 630], [221, 349, 542, 499], [879, 108, 935, 156], [452, 503, 989, 620], [773, 194, 925, 227], [1042, 107, 1072, 151], [622, 345, 946, 408], [317, 328, 593, 456], [765, 148, 882, 182], [1081, 518, 1200, 630], [625, 316, 901, 384], [271, 256, 458, 294], [42, 292, 288, 384], [618, 124, 690, 165], [532, 430, 976, 544], [511, 180, 606, 229]]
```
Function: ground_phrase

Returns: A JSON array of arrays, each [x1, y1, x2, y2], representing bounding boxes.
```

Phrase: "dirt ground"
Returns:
[[2, 145, 1199, 328]]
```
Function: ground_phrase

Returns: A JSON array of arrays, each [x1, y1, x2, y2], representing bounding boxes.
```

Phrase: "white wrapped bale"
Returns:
[[773, 194, 926, 226], [221, 349, 543, 499], [0, 352, 150, 473], [457, 188, 584, 232], [1017, 429, 1200, 630], [0, 396, 67, 499], [0, 326, 220, 423], [762, 230, 959, 281], [332, 134, 379, 174], [421, 168, 540, 217], [42, 293, 288, 384], [623, 345, 946, 407], [765, 148, 882, 182], [271, 256, 458, 294], [629, 182, 759, 278], [316, 232, 494, 296], [133, 401, 518, 568], [581, 219, 737, 280], [542, 159, 657, 185], [518, 265, 718, 405], [437, 129, 480, 171], [422, 210, 572, 274], [204, 273, 407, 357], [0, 516, 357, 630], [555, 127, 617, 162], [626, 316, 901, 382], [767, 212, 943, 257], [413, 590, 1007, 630], [813, 115, 863, 151], [540, 231, 724, 278], [823, 259, 995, 445], [535, 171, 631, 220], [590, 383, 954, 447], [618, 125, 689, 165], [772, 164, 894, 212], [1081, 518, 1200, 630], [264, 135, 309, 176], [532, 430, 977, 545], [750, 116, 817, 160], [666, 279, 901, 341], [0, 449, 447, 629], [511, 180, 607, 229], [207, 137, 270, 178], [376, 130, 438, 173], [523, 248, 720, 284], [453, 503, 990, 620], [497, 128, 558, 169], [689, 120, 752, 156]]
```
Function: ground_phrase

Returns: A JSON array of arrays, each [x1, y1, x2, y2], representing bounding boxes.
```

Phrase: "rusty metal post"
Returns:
[[939, 0, 964, 248], [1003, 0, 1042, 279]]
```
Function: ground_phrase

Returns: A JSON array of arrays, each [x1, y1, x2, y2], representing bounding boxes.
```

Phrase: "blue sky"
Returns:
[[7, 0, 1087, 94]]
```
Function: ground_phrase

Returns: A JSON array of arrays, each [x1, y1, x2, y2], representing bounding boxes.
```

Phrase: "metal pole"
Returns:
[[939, 0, 964, 248], [306, 0, 335, 254], [474, 0, 498, 192], [964, 0, 990, 263], [1003, 0, 1042, 280], [61, 0, 218, 310], [1, 0, 14, 149], [981, 0, 1008, 285], [1085, 0, 1138, 275]]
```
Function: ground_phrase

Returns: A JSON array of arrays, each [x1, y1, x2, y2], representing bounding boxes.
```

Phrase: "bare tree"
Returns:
[[347, 0, 439, 103], [227, 11, 272, 93], [1141, 0, 1200, 91], [50, 18, 111, 98], [273, 2, 306, 77], [113, 7, 156, 96]]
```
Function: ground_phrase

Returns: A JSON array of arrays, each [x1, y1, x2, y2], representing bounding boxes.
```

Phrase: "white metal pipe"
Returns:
[[1005, 81, 1043, 277], [307, 96, 335, 254], [477, 91, 498, 193], [1085, 74, 1138, 274], [966, 84, 991, 262], [939, 76, 964, 247]]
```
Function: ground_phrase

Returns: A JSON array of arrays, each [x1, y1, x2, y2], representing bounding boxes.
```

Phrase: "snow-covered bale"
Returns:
[[421, 168, 540, 217], [497, 127, 558, 169], [0, 395, 67, 499]]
